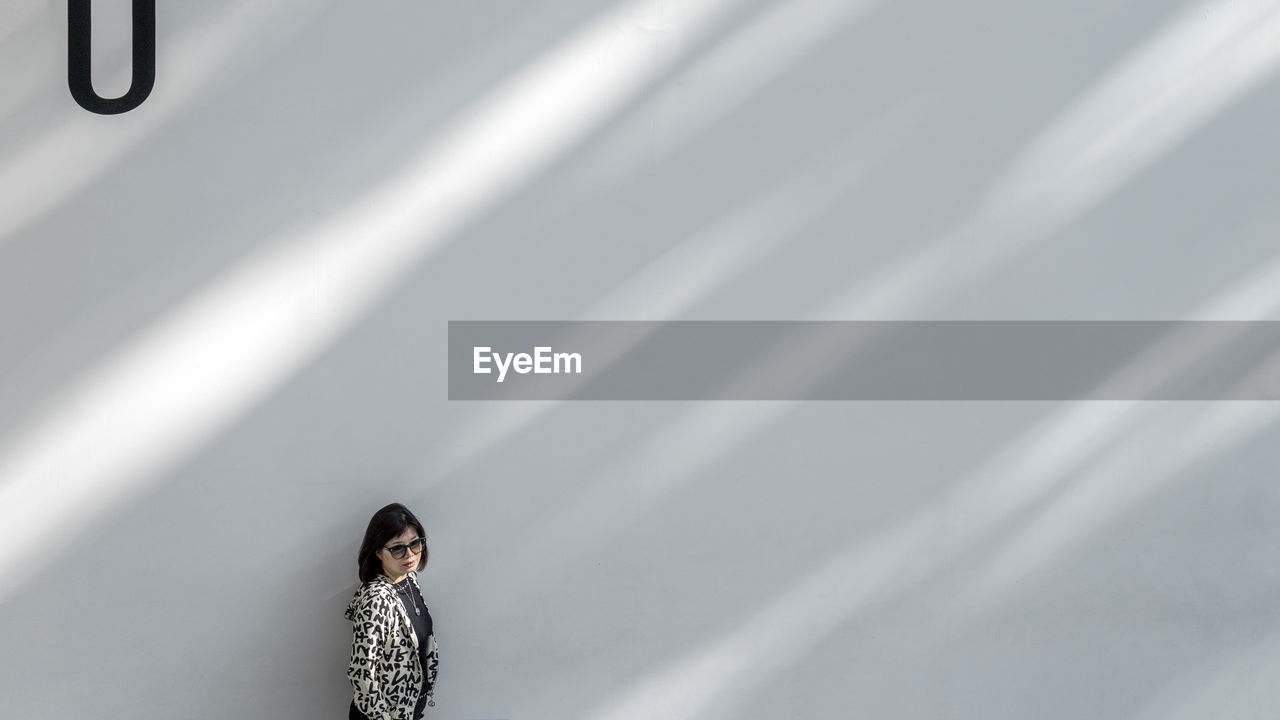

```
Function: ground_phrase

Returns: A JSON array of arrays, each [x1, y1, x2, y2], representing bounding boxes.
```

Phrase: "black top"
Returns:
[[391, 577, 433, 713]]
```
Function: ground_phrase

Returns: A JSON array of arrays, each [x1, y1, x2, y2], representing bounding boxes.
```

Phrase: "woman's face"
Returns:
[[377, 526, 424, 579]]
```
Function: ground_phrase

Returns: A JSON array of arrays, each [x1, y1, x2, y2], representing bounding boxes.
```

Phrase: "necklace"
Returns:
[[392, 576, 421, 616]]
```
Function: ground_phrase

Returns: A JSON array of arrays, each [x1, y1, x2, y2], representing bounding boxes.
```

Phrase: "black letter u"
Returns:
[[68, 0, 156, 114]]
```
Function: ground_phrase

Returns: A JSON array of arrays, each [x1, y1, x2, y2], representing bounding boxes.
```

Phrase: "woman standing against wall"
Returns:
[[345, 503, 440, 720]]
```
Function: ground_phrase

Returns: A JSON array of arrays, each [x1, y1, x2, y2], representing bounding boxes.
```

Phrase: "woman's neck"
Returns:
[[384, 571, 408, 584]]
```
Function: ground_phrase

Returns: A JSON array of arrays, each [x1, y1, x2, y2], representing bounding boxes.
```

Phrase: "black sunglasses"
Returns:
[[383, 537, 426, 560]]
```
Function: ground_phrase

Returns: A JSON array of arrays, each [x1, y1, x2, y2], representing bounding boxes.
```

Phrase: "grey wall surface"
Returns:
[[3, 0, 1280, 718]]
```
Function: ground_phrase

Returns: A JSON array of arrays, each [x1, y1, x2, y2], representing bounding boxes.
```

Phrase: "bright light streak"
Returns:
[[962, 402, 1280, 613], [0, 0, 314, 245], [840, 0, 1280, 318], [578, 3, 1280, 716], [0, 0, 744, 601], [435, 108, 915, 478], [1125, 630, 1280, 720], [582, 394, 1274, 719], [579, 399, 1152, 720], [952, 247, 1280, 613], [565, 0, 882, 194], [582, 85, 1280, 720], [581, 4, 1280, 714], [585, 507, 939, 720], [1192, 252, 1280, 321]]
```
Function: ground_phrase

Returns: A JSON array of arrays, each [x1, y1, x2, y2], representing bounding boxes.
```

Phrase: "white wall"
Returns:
[[3, 0, 1280, 718]]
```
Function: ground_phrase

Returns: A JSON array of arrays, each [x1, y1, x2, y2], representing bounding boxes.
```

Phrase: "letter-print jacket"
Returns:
[[344, 571, 440, 720]]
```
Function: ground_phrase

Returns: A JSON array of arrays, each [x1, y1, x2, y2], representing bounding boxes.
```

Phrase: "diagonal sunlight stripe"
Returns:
[[583, 396, 1278, 719], [481, 0, 1280, 645], [581, 250, 1280, 720], [565, 0, 883, 194], [0, 0, 744, 602], [952, 253, 1280, 614], [1125, 628, 1280, 720], [673, 256, 1280, 717], [581, 405, 1155, 720], [574, 4, 1280, 715], [584, 500, 944, 720], [0, 0, 318, 245], [961, 402, 1280, 614], [941, 240, 1280, 613], [429, 0, 908, 479], [435, 104, 919, 478], [840, 0, 1280, 318], [579, 8, 1280, 701], [445, 111, 922, 604], [594, 283, 1280, 717]]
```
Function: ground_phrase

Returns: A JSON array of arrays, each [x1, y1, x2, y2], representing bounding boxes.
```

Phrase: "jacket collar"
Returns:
[[374, 570, 422, 593]]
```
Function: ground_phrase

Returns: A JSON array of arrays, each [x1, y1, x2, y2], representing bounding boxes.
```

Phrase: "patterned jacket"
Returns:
[[345, 571, 440, 720]]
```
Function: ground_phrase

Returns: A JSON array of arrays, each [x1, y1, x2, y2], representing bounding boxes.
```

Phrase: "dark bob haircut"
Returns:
[[357, 503, 428, 584]]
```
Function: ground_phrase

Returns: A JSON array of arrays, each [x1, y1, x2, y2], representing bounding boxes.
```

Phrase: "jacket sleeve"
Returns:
[[425, 633, 440, 703], [348, 593, 395, 720]]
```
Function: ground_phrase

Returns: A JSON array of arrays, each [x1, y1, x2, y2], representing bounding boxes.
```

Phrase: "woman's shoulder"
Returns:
[[345, 578, 396, 619], [356, 576, 395, 600]]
